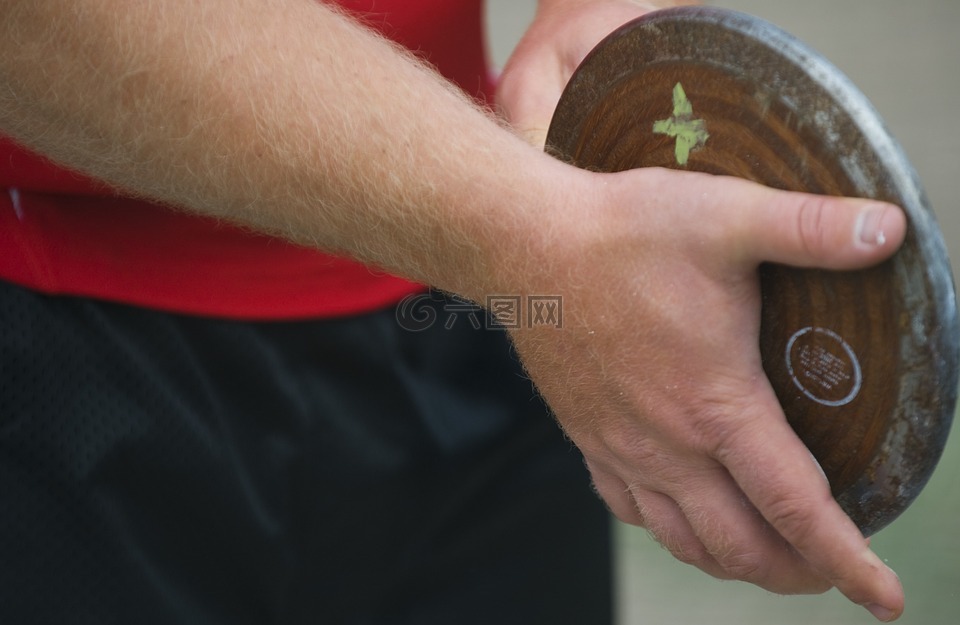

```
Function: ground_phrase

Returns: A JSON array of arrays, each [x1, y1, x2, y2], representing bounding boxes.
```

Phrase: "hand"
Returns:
[[505, 167, 907, 621], [497, 0, 698, 147]]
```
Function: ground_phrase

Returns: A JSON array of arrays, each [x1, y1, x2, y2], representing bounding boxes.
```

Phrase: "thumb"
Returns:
[[495, 64, 559, 149], [733, 182, 907, 270]]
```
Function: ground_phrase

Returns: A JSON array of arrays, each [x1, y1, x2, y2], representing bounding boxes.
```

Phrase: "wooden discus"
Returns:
[[545, 7, 959, 536]]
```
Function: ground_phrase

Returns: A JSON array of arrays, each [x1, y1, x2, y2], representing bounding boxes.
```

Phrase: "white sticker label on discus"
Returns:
[[785, 327, 862, 407]]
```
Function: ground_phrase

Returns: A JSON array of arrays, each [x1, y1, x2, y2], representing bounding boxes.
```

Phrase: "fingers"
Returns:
[[592, 418, 899, 617], [717, 176, 907, 270], [586, 459, 731, 580], [711, 387, 905, 620], [614, 169, 906, 275], [495, 2, 662, 149], [627, 486, 732, 581], [592, 455, 832, 594], [582, 373, 903, 616], [666, 466, 833, 595]]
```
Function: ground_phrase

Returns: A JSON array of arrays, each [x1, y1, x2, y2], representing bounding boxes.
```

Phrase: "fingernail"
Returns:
[[864, 603, 896, 622], [856, 205, 891, 246]]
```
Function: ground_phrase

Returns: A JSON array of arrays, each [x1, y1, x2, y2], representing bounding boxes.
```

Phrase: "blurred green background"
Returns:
[[485, 1, 959, 623]]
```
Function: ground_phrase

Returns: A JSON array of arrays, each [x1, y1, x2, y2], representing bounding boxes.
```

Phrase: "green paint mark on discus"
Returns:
[[653, 83, 709, 165]]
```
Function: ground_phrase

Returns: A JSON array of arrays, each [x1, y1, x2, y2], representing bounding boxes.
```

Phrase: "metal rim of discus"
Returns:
[[545, 6, 959, 536]]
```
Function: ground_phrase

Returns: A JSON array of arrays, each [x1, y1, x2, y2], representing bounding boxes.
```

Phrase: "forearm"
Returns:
[[0, 0, 572, 298]]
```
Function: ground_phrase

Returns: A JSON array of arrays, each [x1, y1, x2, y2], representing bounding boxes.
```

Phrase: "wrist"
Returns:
[[447, 150, 585, 303], [468, 157, 618, 316]]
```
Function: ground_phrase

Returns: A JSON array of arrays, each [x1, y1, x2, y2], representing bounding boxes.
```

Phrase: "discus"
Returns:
[[545, 7, 959, 536]]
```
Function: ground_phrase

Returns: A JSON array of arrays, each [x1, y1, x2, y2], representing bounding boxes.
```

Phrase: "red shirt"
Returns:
[[0, 0, 493, 319]]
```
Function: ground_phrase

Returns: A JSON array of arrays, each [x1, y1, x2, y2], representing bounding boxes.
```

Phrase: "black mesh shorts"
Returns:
[[0, 283, 611, 625]]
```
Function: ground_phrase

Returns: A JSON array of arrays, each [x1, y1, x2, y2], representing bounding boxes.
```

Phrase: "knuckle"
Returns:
[[684, 378, 772, 462], [602, 424, 660, 467], [640, 504, 715, 570], [794, 195, 831, 258], [688, 401, 755, 460], [716, 550, 766, 582], [691, 411, 737, 457], [662, 534, 712, 568], [765, 493, 821, 547]]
